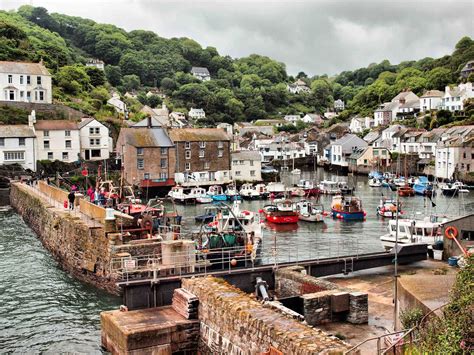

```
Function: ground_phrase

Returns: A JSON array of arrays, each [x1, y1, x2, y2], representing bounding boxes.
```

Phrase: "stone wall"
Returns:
[[0, 101, 85, 120], [10, 182, 118, 293], [276, 266, 368, 325], [182, 276, 350, 354]]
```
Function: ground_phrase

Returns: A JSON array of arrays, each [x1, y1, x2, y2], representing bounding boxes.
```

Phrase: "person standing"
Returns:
[[68, 190, 75, 210]]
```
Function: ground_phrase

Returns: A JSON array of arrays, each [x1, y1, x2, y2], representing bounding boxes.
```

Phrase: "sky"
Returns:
[[2, 0, 473, 76]]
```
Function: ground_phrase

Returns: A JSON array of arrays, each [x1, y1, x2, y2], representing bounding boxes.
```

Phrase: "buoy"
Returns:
[[230, 259, 237, 266], [336, 213, 340, 218], [63, 200, 68, 209]]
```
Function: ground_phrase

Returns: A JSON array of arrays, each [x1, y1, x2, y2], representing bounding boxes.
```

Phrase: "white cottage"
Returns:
[[419, 90, 444, 112], [78, 118, 112, 160], [34, 119, 80, 163], [441, 82, 474, 112], [231, 150, 262, 182], [188, 108, 206, 120], [0, 124, 37, 171], [0, 61, 52, 104]]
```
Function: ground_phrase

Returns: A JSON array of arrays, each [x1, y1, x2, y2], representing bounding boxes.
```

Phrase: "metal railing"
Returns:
[[344, 330, 407, 354]]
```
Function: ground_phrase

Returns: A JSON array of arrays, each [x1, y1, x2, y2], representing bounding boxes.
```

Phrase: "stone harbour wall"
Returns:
[[276, 266, 340, 298], [10, 182, 118, 293], [182, 276, 350, 354]]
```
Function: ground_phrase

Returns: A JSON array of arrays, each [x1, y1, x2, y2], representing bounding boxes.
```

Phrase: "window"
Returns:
[[26, 76, 31, 85], [91, 138, 101, 146], [144, 173, 150, 180], [199, 150, 205, 158], [204, 162, 210, 169], [18, 138, 25, 146], [250, 160, 254, 166], [4, 151, 25, 161], [37, 76, 42, 85], [199, 141, 206, 148], [160, 172, 168, 179], [20, 91, 24, 99], [185, 162, 191, 171], [65, 130, 71, 137], [185, 142, 191, 149], [218, 150, 223, 157], [250, 170, 255, 176], [218, 141, 223, 148], [26, 91, 31, 101], [185, 150, 191, 159], [62, 152, 69, 160], [232, 160, 238, 165], [137, 158, 144, 169], [20, 75, 23, 84], [44, 140, 50, 149], [9, 90, 14, 100], [160, 158, 167, 168], [89, 139, 95, 146], [47, 152, 53, 160], [44, 130, 49, 137], [65, 140, 71, 148], [137, 148, 144, 155], [463, 152, 466, 159], [461, 230, 474, 241], [89, 127, 100, 135], [235, 171, 241, 176], [0, 138, 4, 146], [160, 147, 167, 155], [8, 75, 12, 84], [91, 149, 101, 158], [200, 173, 206, 179], [38, 91, 44, 101]]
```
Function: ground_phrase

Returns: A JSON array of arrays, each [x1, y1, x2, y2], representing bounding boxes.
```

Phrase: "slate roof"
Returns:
[[120, 128, 173, 147], [0, 125, 36, 138], [168, 128, 230, 142], [375, 101, 398, 112], [399, 100, 420, 109], [34, 120, 78, 130], [363, 131, 381, 143], [332, 134, 368, 153], [191, 67, 210, 75], [78, 118, 95, 129], [0, 61, 50, 75], [231, 150, 261, 161], [348, 147, 368, 160], [420, 90, 444, 98], [133, 116, 166, 128]]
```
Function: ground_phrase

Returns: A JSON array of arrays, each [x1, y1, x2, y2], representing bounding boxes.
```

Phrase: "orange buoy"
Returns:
[[445, 226, 458, 239]]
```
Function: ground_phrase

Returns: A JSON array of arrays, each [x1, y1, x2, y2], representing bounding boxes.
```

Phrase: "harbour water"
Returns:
[[1, 170, 473, 352]]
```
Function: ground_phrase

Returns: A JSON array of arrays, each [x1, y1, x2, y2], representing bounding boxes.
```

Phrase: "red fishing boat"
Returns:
[[398, 185, 415, 197], [261, 199, 299, 224]]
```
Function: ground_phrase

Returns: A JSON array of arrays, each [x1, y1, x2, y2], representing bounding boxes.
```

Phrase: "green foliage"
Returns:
[[400, 308, 424, 329], [147, 94, 162, 108], [85, 66, 106, 86], [55, 64, 90, 94], [122, 74, 140, 92]]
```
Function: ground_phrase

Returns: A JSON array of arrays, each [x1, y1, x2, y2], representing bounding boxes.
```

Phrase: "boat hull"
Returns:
[[264, 214, 299, 224], [331, 209, 365, 221], [211, 195, 228, 201], [298, 214, 324, 222], [441, 188, 458, 197]]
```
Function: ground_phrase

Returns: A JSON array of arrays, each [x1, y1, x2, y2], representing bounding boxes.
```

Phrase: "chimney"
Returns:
[[147, 116, 152, 128], [28, 110, 36, 128]]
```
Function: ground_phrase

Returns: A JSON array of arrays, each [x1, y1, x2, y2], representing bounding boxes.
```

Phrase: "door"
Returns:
[[85, 150, 90, 160]]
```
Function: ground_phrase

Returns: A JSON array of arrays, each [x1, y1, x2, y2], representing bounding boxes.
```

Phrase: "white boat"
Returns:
[[168, 186, 196, 204], [319, 180, 341, 194], [291, 168, 301, 175], [376, 198, 402, 218], [369, 178, 382, 187], [393, 178, 407, 187], [190, 187, 213, 204], [207, 185, 227, 201], [266, 182, 286, 197], [440, 181, 469, 196], [239, 183, 268, 200], [225, 184, 240, 200], [287, 187, 305, 197], [297, 179, 315, 189], [294, 200, 325, 222], [379, 215, 449, 251]]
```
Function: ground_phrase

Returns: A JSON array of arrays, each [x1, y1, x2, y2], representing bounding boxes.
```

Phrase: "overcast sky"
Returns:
[[2, 0, 473, 75]]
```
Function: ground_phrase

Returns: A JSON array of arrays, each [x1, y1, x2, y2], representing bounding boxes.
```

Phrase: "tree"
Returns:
[[426, 67, 452, 90], [105, 65, 122, 86], [55, 65, 90, 94], [85, 66, 106, 87], [147, 94, 162, 108], [122, 74, 140, 92], [161, 77, 177, 93]]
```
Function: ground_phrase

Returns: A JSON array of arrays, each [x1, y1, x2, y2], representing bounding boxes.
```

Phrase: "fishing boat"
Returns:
[[296, 180, 320, 196], [369, 178, 382, 187], [376, 197, 402, 218], [319, 180, 341, 194], [393, 177, 407, 187], [225, 184, 241, 201], [440, 181, 469, 196], [190, 187, 213, 204], [291, 168, 301, 175], [330, 195, 366, 221], [168, 186, 196, 204], [379, 215, 448, 251], [287, 187, 306, 197], [398, 185, 415, 197], [207, 185, 227, 201], [413, 177, 433, 196], [266, 182, 286, 198], [294, 200, 325, 222], [195, 210, 216, 223], [239, 183, 268, 200], [261, 199, 299, 224], [338, 182, 354, 195]]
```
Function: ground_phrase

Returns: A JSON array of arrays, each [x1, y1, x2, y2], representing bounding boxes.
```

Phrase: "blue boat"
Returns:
[[369, 171, 383, 180], [413, 177, 433, 196], [207, 185, 227, 201], [330, 195, 366, 221]]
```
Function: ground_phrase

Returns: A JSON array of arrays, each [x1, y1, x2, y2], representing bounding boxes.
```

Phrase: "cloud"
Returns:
[[3, 0, 473, 75]]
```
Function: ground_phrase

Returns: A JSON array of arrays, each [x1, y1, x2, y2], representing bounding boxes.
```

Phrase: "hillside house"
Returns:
[[0, 124, 37, 171], [107, 94, 127, 115], [191, 67, 211, 81], [34, 119, 80, 163], [348, 146, 391, 173], [441, 82, 474, 112], [188, 108, 206, 120], [78, 118, 112, 161], [287, 79, 311, 94], [330, 134, 368, 168], [460, 60, 474, 79], [0, 60, 52, 104], [85, 59, 105, 70], [302, 113, 324, 126], [419, 90, 444, 112], [334, 99, 345, 112]]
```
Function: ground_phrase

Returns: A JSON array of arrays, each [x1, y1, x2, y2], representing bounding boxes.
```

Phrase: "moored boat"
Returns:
[[440, 181, 468, 196], [413, 177, 433, 196], [376, 197, 402, 218], [338, 182, 354, 195], [266, 182, 286, 198], [239, 183, 268, 200], [207, 185, 227, 201], [369, 178, 382, 187], [330, 195, 366, 221], [225, 184, 241, 201], [190, 187, 213, 204], [319, 180, 341, 194], [261, 199, 299, 224], [398, 185, 415, 197], [168, 186, 196, 204], [294, 200, 325, 222]]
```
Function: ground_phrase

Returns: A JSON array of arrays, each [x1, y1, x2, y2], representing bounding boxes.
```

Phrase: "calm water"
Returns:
[[1, 169, 473, 352]]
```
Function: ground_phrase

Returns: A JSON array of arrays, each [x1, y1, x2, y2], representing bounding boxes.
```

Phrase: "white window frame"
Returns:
[[185, 162, 191, 171], [185, 150, 191, 159], [199, 141, 206, 148], [185, 142, 191, 149], [199, 150, 205, 158]]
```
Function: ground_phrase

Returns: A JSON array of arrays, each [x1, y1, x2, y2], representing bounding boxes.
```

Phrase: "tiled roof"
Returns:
[[0, 61, 50, 75], [34, 120, 78, 130], [168, 128, 230, 142], [420, 90, 444, 98], [77, 118, 95, 129], [0, 125, 35, 138]]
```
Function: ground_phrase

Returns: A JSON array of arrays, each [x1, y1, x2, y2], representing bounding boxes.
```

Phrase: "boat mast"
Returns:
[[393, 187, 400, 330]]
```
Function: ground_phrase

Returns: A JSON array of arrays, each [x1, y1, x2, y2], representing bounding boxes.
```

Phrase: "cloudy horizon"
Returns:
[[2, 0, 473, 76]]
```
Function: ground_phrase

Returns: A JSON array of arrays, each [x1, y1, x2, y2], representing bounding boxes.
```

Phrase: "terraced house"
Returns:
[[168, 128, 231, 186]]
